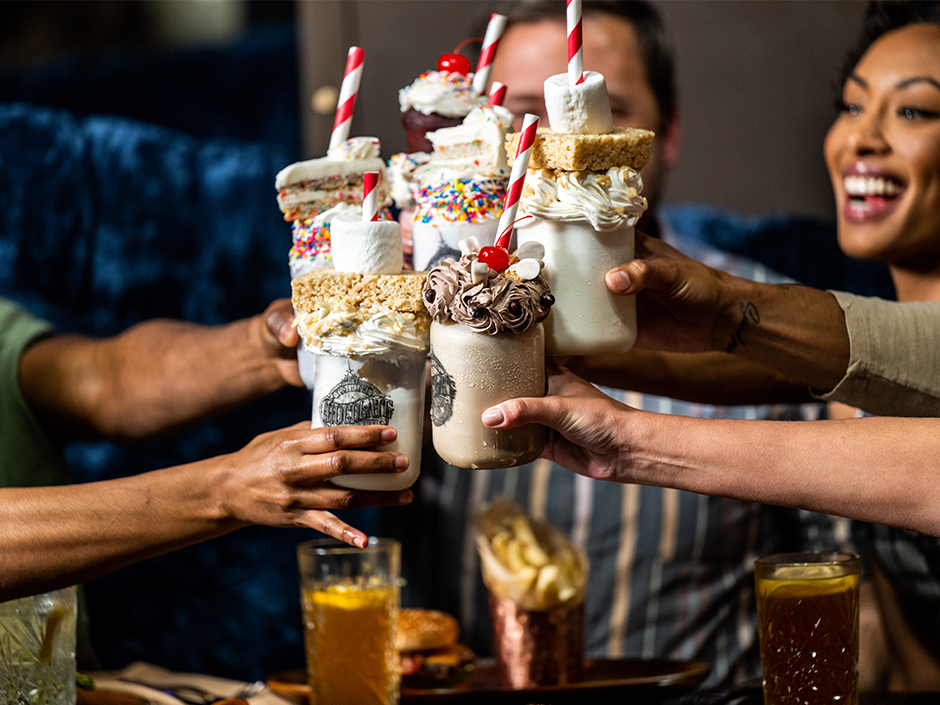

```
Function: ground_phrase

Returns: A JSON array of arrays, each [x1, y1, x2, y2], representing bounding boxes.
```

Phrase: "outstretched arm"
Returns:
[[567, 348, 813, 405], [0, 423, 411, 601], [19, 299, 302, 443], [483, 366, 940, 537]]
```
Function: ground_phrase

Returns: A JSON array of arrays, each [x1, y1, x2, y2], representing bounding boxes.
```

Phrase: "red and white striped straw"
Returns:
[[488, 81, 507, 108], [496, 113, 540, 248], [472, 13, 508, 95], [566, 0, 584, 86], [330, 46, 365, 151], [362, 171, 379, 222]]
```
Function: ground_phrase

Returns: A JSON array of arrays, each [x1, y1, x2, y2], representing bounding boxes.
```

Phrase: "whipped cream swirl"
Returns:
[[327, 136, 382, 161], [518, 167, 647, 231], [423, 253, 553, 335], [399, 71, 487, 117], [295, 304, 430, 358]]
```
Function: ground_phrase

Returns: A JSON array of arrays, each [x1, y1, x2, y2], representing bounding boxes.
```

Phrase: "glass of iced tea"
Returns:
[[297, 538, 401, 705], [755, 552, 860, 705]]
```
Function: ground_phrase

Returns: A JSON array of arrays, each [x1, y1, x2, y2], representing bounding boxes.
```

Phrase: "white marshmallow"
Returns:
[[330, 215, 403, 274], [471, 261, 490, 285], [515, 240, 545, 261], [543, 71, 614, 134]]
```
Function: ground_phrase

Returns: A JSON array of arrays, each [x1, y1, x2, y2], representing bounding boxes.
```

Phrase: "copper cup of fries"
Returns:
[[475, 499, 588, 688]]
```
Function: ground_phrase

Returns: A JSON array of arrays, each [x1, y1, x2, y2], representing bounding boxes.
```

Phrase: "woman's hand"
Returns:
[[481, 366, 636, 482], [214, 423, 412, 547]]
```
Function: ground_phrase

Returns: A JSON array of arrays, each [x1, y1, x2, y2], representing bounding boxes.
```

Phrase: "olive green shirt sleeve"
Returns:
[[813, 291, 940, 417], [0, 298, 71, 487]]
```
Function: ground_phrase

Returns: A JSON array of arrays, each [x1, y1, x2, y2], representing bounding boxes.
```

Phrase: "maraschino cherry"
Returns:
[[478, 246, 510, 272], [437, 52, 472, 75]]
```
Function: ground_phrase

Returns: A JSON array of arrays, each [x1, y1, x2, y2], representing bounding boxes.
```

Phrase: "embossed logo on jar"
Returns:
[[320, 370, 394, 426], [426, 240, 461, 271], [429, 351, 455, 426]]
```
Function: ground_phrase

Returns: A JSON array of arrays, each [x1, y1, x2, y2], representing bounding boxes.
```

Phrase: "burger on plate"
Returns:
[[396, 609, 475, 689]]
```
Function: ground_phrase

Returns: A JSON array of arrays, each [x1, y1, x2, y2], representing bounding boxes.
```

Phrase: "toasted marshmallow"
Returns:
[[544, 71, 614, 135], [330, 215, 403, 275]]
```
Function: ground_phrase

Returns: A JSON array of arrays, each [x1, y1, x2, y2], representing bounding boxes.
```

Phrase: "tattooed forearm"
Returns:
[[726, 302, 759, 353]]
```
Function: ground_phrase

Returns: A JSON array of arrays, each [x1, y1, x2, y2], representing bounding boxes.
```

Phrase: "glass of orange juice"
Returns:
[[297, 538, 402, 705], [755, 552, 860, 705]]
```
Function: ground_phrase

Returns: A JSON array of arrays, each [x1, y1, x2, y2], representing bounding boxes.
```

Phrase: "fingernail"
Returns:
[[395, 454, 409, 470], [481, 407, 504, 427], [608, 270, 631, 294], [381, 428, 397, 444], [399, 490, 413, 505], [267, 311, 290, 342]]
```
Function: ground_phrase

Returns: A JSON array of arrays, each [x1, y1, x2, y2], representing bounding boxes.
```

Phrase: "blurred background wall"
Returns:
[[1, 0, 867, 221], [297, 0, 867, 222]]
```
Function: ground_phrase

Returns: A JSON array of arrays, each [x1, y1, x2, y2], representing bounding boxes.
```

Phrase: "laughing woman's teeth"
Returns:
[[844, 175, 903, 197]]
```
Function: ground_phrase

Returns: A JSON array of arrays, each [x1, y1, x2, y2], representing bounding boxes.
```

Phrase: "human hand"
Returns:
[[215, 423, 413, 547], [260, 298, 303, 387], [605, 232, 741, 353], [481, 366, 635, 481]]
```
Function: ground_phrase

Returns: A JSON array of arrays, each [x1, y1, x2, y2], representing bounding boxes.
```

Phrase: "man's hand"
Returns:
[[215, 422, 413, 548], [605, 232, 740, 353], [261, 298, 302, 387]]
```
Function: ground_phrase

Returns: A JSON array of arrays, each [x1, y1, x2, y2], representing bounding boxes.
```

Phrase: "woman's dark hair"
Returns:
[[839, 1, 940, 89], [477, 1, 676, 130]]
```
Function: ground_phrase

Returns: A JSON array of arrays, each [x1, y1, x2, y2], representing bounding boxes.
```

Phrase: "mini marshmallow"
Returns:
[[543, 71, 614, 135], [330, 215, 403, 274], [459, 236, 481, 255], [516, 240, 545, 261], [508, 258, 541, 281], [471, 261, 490, 285]]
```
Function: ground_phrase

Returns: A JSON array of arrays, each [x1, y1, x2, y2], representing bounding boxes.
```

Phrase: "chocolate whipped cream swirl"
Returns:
[[423, 253, 554, 335]]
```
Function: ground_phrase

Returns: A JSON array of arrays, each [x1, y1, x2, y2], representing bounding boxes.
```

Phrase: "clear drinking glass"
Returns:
[[0, 587, 77, 705], [755, 552, 860, 705], [298, 538, 402, 705]]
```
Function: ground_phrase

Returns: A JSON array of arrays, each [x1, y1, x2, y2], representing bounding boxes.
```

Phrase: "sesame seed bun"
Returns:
[[395, 609, 460, 653]]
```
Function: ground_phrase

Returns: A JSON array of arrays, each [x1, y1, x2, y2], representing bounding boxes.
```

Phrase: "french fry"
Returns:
[[475, 498, 588, 611]]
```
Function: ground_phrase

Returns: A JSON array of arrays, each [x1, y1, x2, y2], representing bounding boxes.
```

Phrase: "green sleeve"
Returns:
[[813, 291, 940, 418], [0, 298, 71, 487]]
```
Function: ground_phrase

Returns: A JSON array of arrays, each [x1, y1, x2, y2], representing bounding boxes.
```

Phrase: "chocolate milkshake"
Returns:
[[422, 239, 553, 469]]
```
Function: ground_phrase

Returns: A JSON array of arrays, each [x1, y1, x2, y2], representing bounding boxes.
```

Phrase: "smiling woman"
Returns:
[[825, 20, 940, 294]]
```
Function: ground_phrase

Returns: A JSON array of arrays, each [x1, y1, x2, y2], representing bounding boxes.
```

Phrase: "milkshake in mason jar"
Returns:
[[422, 238, 554, 469], [292, 212, 429, 490], [410, 105, 514, 272], [507, 71, 654, 356]]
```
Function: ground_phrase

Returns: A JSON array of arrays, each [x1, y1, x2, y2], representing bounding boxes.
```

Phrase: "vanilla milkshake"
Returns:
[[423, 239, 553, 469], [507, 71, 654, 356], [515, 162, 647, 355], [292, 215, 429, 490]]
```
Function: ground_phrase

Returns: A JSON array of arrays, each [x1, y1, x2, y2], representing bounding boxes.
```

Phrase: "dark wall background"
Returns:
[[299, 0, 868, 221]]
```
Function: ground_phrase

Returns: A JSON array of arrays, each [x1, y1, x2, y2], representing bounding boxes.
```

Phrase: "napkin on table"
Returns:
[[90, 661, 291, 705]]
